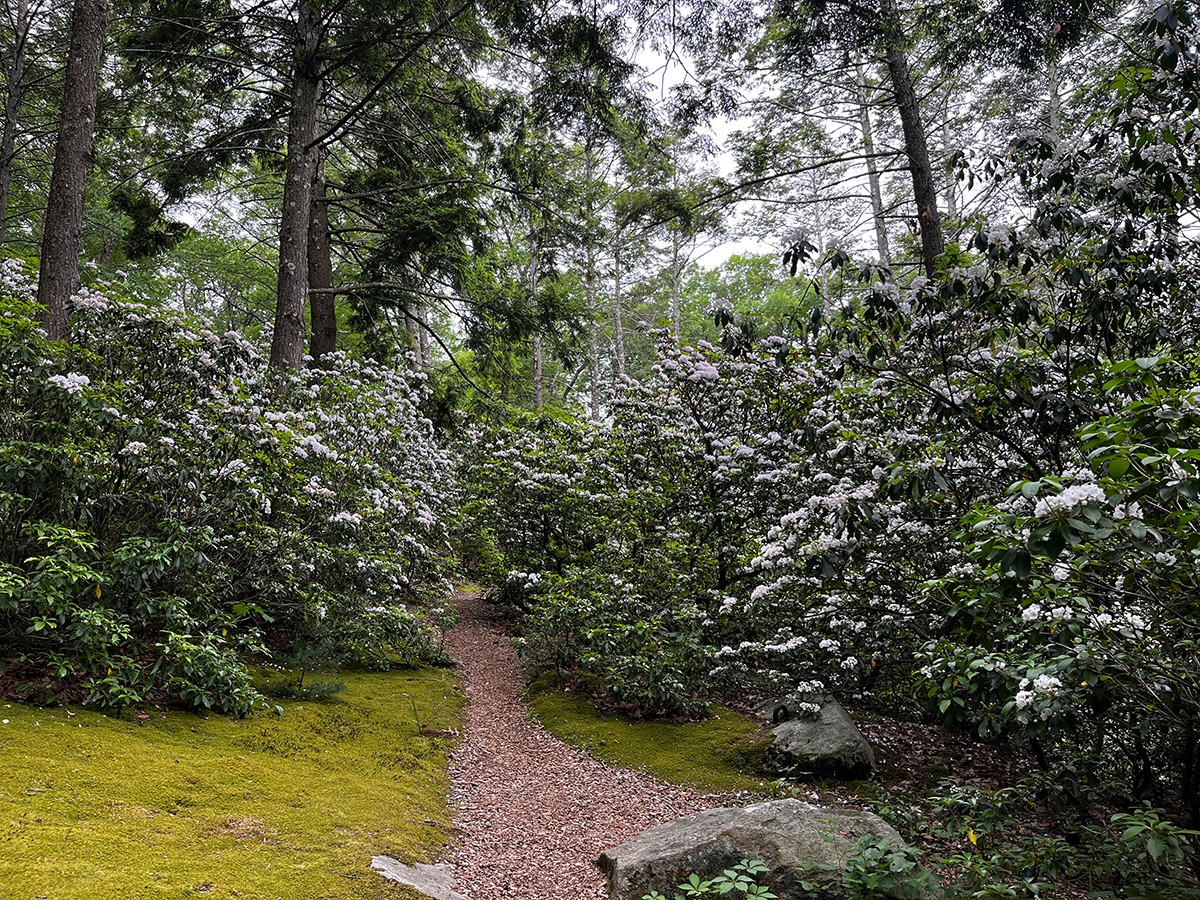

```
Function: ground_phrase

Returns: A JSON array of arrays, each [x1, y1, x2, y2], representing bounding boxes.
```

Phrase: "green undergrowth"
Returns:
[[0, 665, 463, 900], [526, 674, 771, 793]]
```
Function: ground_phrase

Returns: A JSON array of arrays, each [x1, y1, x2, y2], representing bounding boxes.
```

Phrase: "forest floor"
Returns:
[[445, 586, 746, 899]]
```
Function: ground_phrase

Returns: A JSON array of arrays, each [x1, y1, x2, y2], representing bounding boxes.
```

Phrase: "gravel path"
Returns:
[[446, 588, 732, 900]]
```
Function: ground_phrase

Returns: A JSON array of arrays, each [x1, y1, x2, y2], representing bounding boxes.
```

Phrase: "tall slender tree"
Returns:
[[269, 0, 322, 369], [877, 0, 943, 275], [35, 0, 107, 340], [0, 0, 32, 245]]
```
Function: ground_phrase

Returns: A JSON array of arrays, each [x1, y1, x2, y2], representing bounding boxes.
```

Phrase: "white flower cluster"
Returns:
[[47, 372, 91, 395], [986, 225, 1013, 249], [506, 571, 542, 592], [304, 477, 337, 499], [294, 434, 338, 460], [950, 264, 990, 282], [1111, 501, 1143, 521], [658, 349, 722, 384], [1024, 603, 1072, 623], [69, 287, 109, 311], [1033, 483, 1107, 517], [0, 258, 33, 298], [214, 459, 248, 479], [1015, 673, 1064, 713], [330, 511, 363, 526], [224, 330, 257, 354], [1034, 674, 1062, 692]]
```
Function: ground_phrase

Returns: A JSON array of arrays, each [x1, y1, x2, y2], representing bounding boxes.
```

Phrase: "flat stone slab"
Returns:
[[371, 857, 469, 900], [597, 798, 921, 899]]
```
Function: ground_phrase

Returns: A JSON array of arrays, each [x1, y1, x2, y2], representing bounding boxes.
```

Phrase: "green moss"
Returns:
[[527, 676, 771, 793], [0, 666, 463, 899]]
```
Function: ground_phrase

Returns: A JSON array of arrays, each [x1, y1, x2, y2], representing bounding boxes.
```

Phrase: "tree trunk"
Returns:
[[853, 59, 892, 270], [670, 229, 681, 340], [613, 250, 625, 378], [584, 142, 600, 420], [417, 303, 430, 367], [0, 0, 30, 246], [35, 0, 107, 341], [97, 225, 116, 265], [941, 86, 957, 220], [815, 200, 829, 297], [878, 0, 943, 277], [532, 333, 543, 409], [528, 210, 543, 410], [269, 0, 321, 370], [587, 246, 599, 421], [402, 304, 423, 369], [307, 153, 337, 364], [1047, 54, 1061, 147]]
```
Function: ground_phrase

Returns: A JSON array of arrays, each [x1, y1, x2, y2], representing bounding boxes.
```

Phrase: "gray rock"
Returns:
[[597, 799, 926, 900], [371, 857, 469, 900], [765, 694, 875, 779]]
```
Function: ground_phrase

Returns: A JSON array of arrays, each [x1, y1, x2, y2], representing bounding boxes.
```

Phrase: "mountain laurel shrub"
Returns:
[[0, 263, 456, 713], [461, 4, 1200, 885]]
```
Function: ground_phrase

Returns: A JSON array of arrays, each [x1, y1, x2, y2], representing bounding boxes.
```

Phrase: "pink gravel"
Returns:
[[446, 588, 735, 900]]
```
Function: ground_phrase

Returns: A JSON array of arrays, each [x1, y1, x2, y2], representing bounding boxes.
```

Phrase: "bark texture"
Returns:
[[0, 0, 31, 246], [613, 252, 625, 377], [529, 221, 543, 410], [854, 59, 892, 270], [941, 86, 958, 220], [270, 1, 321, 369], [587, 256, 599, 421], [878, 0, 944, 277], [307, 156, 337, 364], [35, 0, 108, 341]]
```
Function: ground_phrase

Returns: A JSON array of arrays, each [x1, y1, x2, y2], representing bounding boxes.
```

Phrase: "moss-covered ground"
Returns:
[[526, 676, 771, 793], [0, 666, 462, 900]]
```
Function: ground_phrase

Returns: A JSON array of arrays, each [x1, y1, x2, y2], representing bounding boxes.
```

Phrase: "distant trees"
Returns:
[[10, 0, 1158, 400]]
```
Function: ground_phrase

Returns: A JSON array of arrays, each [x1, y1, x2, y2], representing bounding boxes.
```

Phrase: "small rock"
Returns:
[[371, 857, 469, 900], [765, 694, 875, 779]]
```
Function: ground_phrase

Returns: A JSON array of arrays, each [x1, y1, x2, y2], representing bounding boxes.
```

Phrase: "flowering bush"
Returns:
[[462, 331, 955, 714], [461, 3, 1200, 886], [0, 264, 457, 712]]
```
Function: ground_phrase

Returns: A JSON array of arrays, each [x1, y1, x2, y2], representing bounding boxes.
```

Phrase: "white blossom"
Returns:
[[47, 372, 91, 395]]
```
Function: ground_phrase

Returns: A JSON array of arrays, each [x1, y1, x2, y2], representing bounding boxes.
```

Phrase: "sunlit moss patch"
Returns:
[[527, 676, 770, 793], [0, 666, 462, 899]]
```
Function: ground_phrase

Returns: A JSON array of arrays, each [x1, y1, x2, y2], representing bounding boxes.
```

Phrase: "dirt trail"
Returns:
[[445, 588, 729, 900]]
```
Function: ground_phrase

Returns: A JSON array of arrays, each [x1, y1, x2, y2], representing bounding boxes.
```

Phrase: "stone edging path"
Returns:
[[445, 587, 734, 900]]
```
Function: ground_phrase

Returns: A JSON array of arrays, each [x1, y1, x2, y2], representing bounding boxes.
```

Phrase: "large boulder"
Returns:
[[597, 799, 930, 900], [764, 694, 875, 779]]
